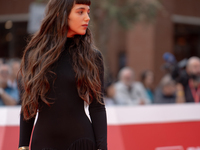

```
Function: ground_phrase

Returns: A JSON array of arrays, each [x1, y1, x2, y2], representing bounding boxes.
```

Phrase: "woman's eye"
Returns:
[[78, 11, 83, 14]]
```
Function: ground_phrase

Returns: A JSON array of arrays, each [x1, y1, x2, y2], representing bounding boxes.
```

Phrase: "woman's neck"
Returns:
[[67, 30, 75, 38]]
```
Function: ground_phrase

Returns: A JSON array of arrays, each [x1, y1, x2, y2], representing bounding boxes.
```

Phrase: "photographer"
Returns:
[[184, 57, 200, 103], [170, 56, 200, 103]]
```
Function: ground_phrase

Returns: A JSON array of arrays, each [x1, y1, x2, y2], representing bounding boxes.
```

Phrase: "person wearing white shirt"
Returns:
[[114, 67, 151, 105]]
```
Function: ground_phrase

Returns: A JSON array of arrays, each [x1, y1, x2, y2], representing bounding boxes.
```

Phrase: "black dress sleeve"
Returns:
[[18, 49, 36, 148], [19, 113, 35, 147], [18, 77, 35, 147], [89, 51, 107, 150]]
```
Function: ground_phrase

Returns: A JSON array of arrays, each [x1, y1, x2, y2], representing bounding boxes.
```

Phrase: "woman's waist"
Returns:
[[33, 117, 94, 140]]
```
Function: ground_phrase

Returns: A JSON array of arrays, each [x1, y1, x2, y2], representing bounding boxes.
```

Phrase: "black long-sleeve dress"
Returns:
[[18, 39, 107, 150]]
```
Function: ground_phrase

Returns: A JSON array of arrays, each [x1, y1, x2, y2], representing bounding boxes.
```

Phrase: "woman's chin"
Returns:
[[78, 30, 87, 35]]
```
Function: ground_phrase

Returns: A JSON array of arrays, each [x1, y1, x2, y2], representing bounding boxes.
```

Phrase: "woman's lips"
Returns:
[[82, 24, 88, 27]]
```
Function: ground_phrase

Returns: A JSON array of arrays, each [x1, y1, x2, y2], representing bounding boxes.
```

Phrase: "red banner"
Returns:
[[1, 104, 200, 150]]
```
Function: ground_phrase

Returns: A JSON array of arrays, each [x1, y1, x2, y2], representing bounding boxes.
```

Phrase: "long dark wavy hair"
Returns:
[[20, 0, 104, 120]]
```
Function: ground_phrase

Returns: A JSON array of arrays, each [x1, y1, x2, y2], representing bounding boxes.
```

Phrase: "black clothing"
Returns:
[[184, 84, 195, 102], [172, 69, 196, 103], [19, 39, 107, 150]]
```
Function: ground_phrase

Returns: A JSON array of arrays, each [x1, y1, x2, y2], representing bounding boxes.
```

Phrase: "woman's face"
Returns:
[[144, 72, 154, 86], [67, 4, 90, 37]]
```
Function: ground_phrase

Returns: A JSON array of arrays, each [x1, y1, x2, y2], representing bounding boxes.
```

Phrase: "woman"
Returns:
[[18, 0, 107, 150], [141, 70, 154, 103]]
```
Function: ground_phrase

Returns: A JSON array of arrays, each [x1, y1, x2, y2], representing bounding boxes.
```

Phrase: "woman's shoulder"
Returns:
[[93, 49, 103, 65], [93, 49, 102, 57]]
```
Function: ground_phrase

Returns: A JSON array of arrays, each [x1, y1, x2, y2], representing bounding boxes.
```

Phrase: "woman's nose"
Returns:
[[85, 13, 90, 22]]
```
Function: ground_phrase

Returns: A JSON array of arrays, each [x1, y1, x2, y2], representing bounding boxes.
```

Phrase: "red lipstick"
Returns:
[[82, 24, 88, 28]]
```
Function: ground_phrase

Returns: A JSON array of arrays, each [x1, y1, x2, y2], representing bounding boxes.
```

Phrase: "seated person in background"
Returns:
[[7, 58, 21, 89], [154, 74, 185, 104], [104, 83, 116, 106], [141, 70, 154, 103], [0, 64, 19, 106], [114, 67, 151, 105]]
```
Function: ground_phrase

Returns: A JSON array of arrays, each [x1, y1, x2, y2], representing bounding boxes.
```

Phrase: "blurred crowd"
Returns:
[[0, 58, 21, 106], [104, 54, 200, 106], [1, 54, 200, 107]]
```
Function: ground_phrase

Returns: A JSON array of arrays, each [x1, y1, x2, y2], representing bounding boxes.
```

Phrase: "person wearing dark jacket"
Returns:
[[172, 56, 200, 103]]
